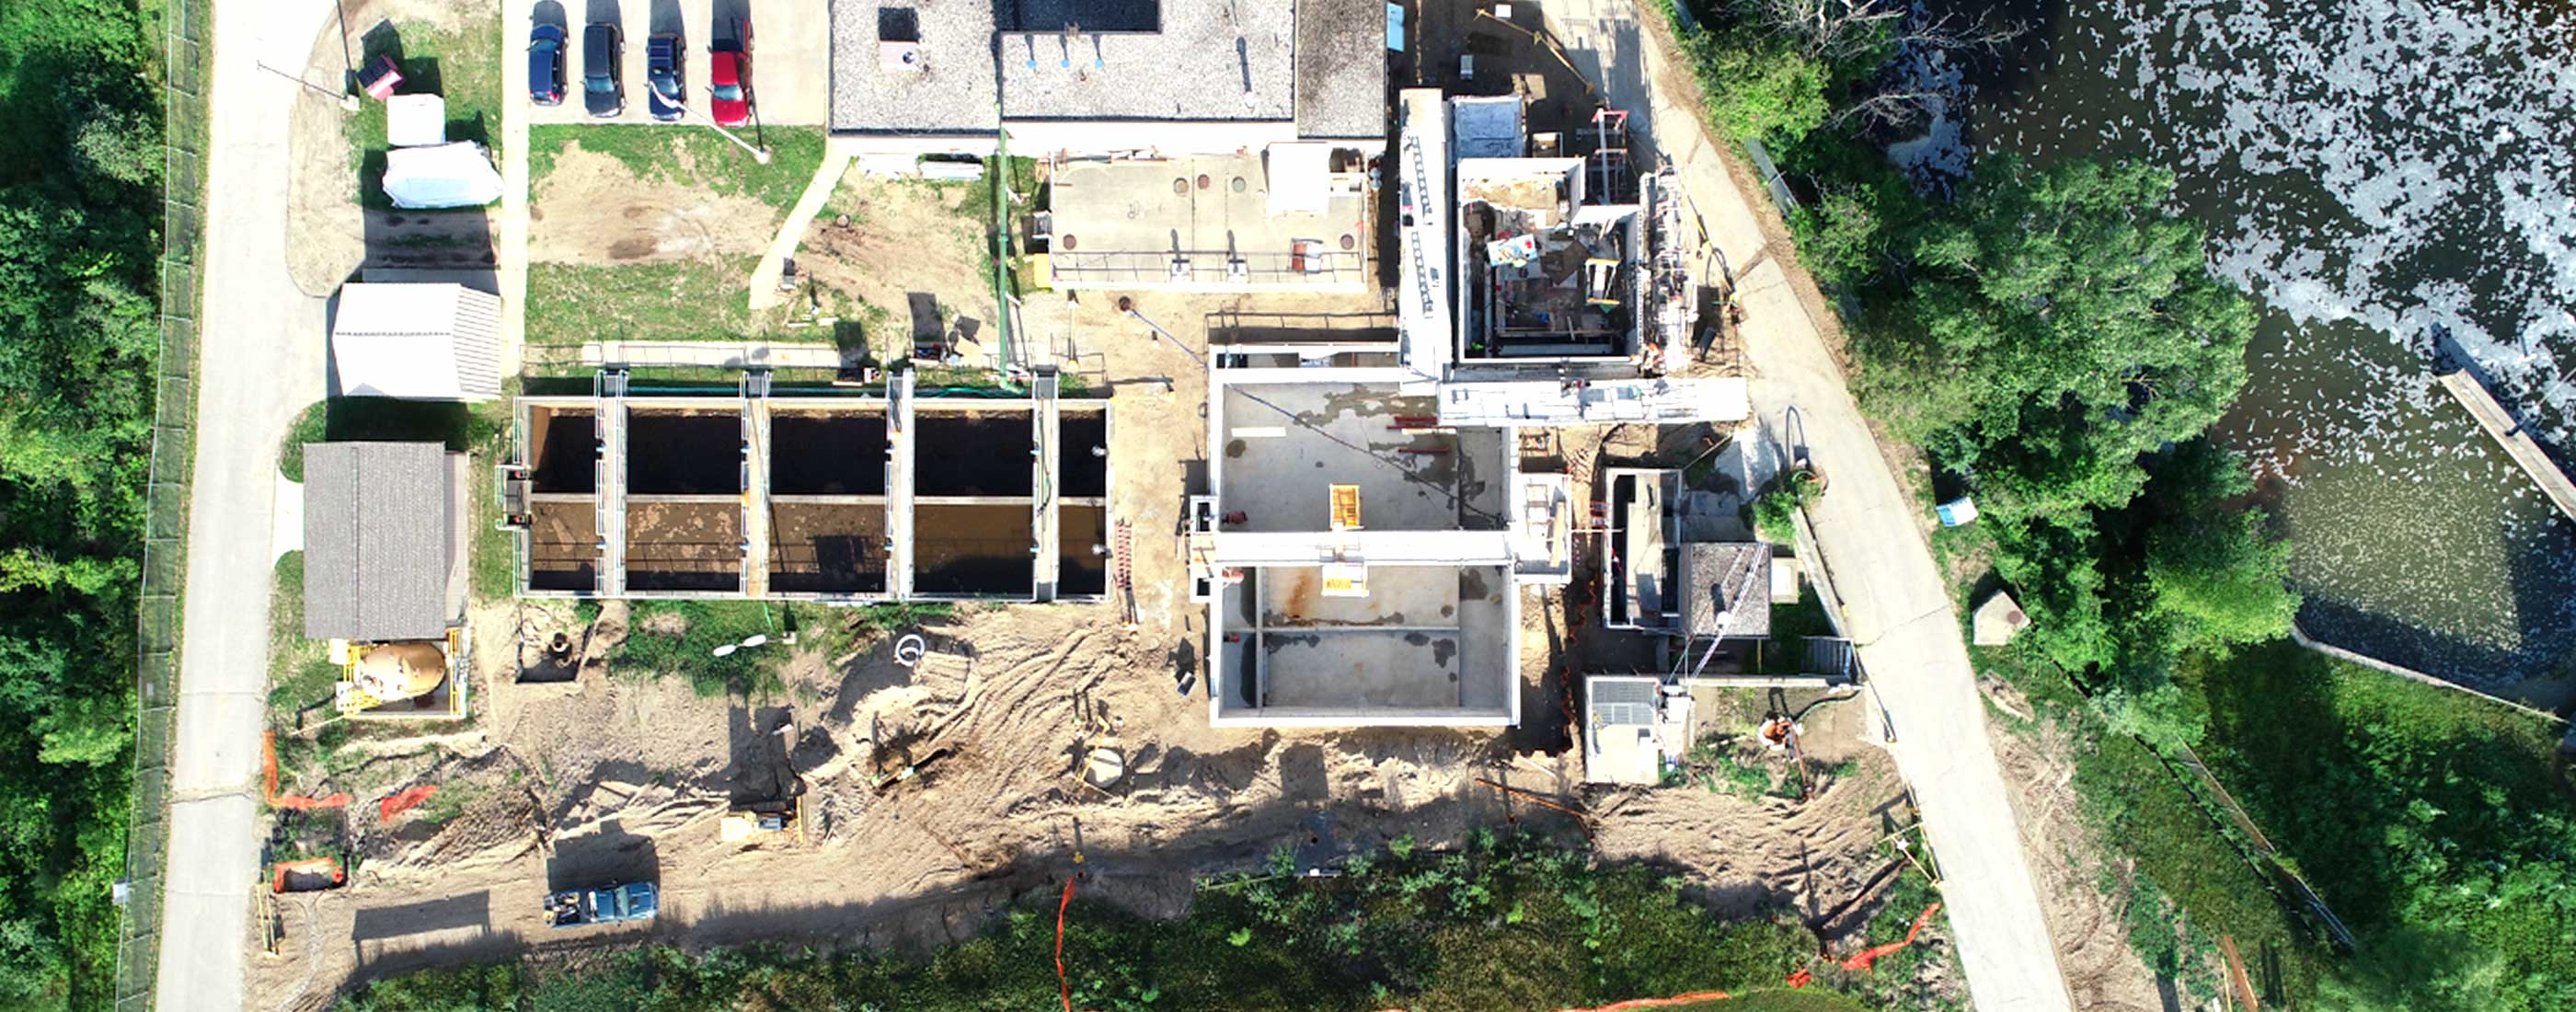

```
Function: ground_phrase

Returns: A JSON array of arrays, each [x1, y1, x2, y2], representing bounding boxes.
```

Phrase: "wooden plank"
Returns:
[[2438, 369, 2576, 521]]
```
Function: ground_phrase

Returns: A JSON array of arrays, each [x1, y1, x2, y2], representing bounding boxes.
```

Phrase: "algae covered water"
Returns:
[[1915, 0, 2576, 701]]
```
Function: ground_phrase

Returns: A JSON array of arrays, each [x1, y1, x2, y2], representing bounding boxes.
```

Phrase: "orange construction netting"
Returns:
[[378, 784, 439, 823], [262, 731, 351, 810], [1838, 902, 1943, 972], [270, 857, 345, 892]]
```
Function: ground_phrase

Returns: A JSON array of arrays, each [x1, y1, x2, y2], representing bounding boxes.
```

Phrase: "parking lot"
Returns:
[[519, 0, 828, 127]]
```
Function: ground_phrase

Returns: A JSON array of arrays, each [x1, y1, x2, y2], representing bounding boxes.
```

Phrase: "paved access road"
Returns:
[[155, 1, 336, 1008], [1537, 3, 2076, 1009]]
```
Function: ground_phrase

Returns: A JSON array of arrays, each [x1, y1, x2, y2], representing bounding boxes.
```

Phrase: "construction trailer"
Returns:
[[501, 370, 1113, 604]]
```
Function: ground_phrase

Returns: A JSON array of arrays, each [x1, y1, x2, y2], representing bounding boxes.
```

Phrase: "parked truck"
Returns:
[[544, 880, 657, 928]]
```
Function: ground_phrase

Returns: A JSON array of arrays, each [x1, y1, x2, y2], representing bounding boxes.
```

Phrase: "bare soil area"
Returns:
[[249, 293, 1961, 1011], [1984, 682, 2176, 1012], [528, 145, 783, 266], [793, 175, 995, 358]]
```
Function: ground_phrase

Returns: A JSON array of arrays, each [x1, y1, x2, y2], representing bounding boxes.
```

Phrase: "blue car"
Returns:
[[582, 21, 623, 119], [646, 33, 684, 121], [528, 23, 566, 106]]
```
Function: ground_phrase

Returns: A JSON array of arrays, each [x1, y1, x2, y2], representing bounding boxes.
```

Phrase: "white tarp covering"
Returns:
[[1265, 142, 1332, 216], [331, 283, 506, 400], [385, 94, 445, 147], [382, 143, 502, 209]]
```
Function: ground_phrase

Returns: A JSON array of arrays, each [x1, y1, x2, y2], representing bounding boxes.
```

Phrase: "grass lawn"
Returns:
[[266, 552, 341, 731], [529, 124, 825, 213], [339, 834, 1868, 1010], [1978, 642, 2324, 1002], [607, 601, 939, 696], [524, 257, 761, 345], [2187, 640, 2576, 1006], [521, 126, 831, 346], [346, 12, 503, 210]]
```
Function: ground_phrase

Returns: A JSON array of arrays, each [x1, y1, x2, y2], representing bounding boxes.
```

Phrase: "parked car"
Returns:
[[527, 23, 567, 106], [645, 32, 684, 121], [581, 21, 622, 118], [708, 40, 751, 128]]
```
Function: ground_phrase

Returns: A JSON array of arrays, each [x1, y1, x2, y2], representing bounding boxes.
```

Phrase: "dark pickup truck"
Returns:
[[544, 881, 657, 927], [645, 32, 684, 121]]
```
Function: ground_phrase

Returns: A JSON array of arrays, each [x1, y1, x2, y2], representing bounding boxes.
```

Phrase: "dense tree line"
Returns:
[[1670, 0, 2293, 747], [0, 0, 164, 1006], [1664, 2, 2572, 1008]]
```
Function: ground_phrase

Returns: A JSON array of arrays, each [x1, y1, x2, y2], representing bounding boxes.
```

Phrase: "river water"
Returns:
[[1911, 0, 2576, 703]]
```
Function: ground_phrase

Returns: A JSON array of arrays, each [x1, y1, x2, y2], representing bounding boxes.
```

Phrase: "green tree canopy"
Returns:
[[1867, 156, 2256, 527]]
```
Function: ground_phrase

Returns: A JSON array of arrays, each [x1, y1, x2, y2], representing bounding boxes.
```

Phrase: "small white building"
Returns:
[[1583, 675, 1692, 785], [330, 282, 505, 401]]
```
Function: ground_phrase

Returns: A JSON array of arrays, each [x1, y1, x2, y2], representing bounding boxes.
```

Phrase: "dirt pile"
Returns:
[[527, 146, 783, 265]]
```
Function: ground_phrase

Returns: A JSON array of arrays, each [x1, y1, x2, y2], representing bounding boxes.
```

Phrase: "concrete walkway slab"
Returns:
[[748, 142, 856, 311], [581, 339, 851, 369], [155, 2, 338, 1008]]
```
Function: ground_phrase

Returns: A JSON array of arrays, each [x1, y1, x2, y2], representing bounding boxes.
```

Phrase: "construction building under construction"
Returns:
[[502, 372, 1112, 603], [1433, 95, 1694, 367]]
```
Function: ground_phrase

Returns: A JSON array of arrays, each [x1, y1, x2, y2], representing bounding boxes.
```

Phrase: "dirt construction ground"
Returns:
[[245, 292, 1974, 1009], [527, 144, 782, 266]]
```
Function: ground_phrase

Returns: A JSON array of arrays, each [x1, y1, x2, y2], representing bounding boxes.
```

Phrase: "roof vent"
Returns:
[[878, 6, 922, 74]]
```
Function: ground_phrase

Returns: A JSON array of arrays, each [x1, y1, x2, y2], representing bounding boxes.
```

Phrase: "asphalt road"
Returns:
[[1536, 2, 2078, 1009], [154, 1, 335, 1008]]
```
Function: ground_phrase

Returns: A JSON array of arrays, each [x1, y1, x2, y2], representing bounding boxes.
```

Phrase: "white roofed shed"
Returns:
[[330, 282, 505, 401]]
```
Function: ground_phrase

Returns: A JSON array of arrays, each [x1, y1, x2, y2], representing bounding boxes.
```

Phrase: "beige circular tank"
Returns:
[[354, 641, 447, 700]]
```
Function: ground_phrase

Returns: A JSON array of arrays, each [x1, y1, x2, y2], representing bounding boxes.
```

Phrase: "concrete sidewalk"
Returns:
[[581, 339, 853, 369], [1544, 3, 2076, 1009], [748, 141, 856, 312], [156, 1, 339, 1008]]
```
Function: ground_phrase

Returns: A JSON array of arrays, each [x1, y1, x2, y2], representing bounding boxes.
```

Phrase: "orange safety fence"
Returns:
[[1055, 876, 1086, 1012], [1838, 902, 1942, 972], [378, 784, 439, 823], [270, 856, 345, 893], [262, 731, 351, 810]]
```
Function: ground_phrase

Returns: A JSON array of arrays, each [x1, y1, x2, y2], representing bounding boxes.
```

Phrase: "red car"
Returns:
[[709, 48, 752, 128]]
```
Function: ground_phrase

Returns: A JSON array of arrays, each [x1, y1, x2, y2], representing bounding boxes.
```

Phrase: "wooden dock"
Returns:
[[2437, 369, 2576, 521]]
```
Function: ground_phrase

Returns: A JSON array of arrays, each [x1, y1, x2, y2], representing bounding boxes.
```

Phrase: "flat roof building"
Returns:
[[829, 0, 1387, 155], [304, 442, 469, 641], [1045, 146, 1374, 291], [1582, 674, 1691, 785]]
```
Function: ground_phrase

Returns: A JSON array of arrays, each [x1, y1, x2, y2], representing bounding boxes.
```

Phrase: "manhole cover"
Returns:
[[1231, 177, 1248, 193]]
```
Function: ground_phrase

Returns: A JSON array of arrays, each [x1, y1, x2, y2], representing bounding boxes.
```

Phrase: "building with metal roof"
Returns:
[[329, 283, 505, 401], [303, 443, 469, 641]]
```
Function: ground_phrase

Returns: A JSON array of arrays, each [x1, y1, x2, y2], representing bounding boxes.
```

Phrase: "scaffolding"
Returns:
[[1587, 109, 1633, 206]]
